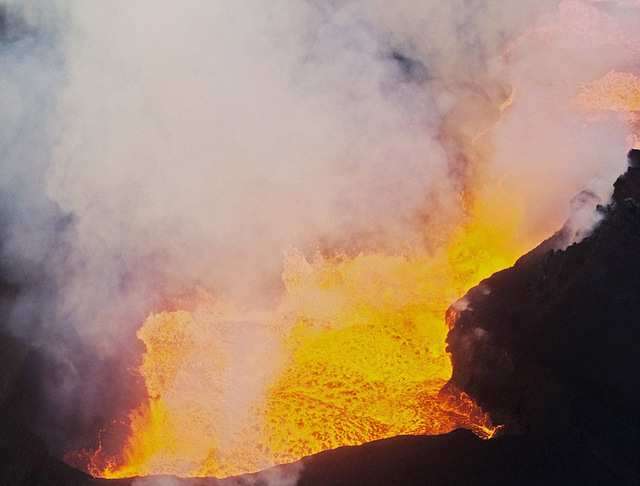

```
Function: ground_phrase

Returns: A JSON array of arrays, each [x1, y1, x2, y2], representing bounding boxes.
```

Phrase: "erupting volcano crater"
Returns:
[[69, 228, 510, 479], [1, 1, 640, 485]]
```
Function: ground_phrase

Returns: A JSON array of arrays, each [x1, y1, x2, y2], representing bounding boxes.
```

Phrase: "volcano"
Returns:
[[1, 156, 638, 485], [3, 2, 640, 484]]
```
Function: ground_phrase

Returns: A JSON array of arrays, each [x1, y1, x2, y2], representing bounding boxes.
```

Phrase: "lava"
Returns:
[[575, 71, 640, 146], [59, 0, 640, 480], [75, 183, 525, 479]]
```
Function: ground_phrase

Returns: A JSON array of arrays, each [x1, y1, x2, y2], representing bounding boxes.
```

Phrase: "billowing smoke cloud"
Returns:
[[1, 0, 638, 466], [490, 0, 640, 241]]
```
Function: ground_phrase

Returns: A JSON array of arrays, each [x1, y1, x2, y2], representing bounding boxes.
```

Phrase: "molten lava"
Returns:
[[74, 64, 640, 486], [575, 70, 640, 146], [76, 184, 529, 479], [57, 1, 640, 480]]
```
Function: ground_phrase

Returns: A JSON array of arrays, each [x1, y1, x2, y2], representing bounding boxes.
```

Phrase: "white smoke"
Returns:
[[129, 461, 303, 486], [132, 476, 183, 486], [225, 462, 303, 486], [1, 0, 639, 468]]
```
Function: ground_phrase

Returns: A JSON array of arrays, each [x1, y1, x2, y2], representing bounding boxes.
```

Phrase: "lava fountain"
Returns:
[[74, 185, 524, 478]]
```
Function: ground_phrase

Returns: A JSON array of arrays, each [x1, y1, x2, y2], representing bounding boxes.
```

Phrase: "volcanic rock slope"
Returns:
[[1, 167, 640, 485], [447, 165, 640, 484]]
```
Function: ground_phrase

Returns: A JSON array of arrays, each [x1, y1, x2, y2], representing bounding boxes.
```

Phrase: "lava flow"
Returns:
[[63, 1, 640, 480], [73, 184, 527, 479]]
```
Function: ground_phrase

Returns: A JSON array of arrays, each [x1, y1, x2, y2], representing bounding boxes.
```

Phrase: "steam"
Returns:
[[490, 0, 640, 242], [225, 462, 303, 486], [129, 460, 302, 486], [1, 0, 639, 470], [132, 477, 182, 486]]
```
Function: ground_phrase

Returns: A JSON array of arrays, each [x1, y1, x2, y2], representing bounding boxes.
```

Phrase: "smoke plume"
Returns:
[[1, 0, 639, 464]]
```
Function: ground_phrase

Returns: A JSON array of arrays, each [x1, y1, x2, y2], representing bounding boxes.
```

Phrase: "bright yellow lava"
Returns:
[[76, 183, 530, 479]]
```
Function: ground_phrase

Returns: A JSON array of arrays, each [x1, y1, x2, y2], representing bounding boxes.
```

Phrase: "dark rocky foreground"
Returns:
[[447, 165, 640, 484], [2, 164, 640, 485], [0, 423, 620, 486]]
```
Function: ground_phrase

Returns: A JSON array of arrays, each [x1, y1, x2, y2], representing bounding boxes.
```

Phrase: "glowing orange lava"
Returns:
[[64, 2, 640, 479], [75, 181, 530, 479], [575, 70, 640, 146]]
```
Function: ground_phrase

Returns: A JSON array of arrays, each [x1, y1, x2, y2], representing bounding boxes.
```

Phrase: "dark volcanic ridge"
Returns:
[[447, 156, 640, 484], [2, 156, 640, 485]]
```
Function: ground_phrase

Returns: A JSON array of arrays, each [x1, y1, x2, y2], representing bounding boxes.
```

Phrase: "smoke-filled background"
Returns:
[[1, 0, 638, 461]]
